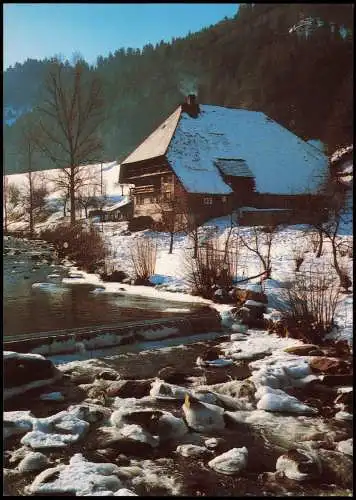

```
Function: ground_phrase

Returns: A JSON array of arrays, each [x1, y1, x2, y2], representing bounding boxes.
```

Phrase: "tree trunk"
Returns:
[[28, 145, 34, 239], [70, 167, 76, 225], [3, 178, 8, 233], [193, 231, 198, 259], [331, 237, 343, 284], [316, 228, 323, 258], [169, 232, 174, 254]]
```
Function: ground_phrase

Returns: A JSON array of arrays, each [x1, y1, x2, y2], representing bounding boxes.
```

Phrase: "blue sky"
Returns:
[[4, 3, 238, 69]]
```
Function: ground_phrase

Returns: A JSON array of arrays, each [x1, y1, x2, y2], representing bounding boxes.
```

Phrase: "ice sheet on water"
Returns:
[[32, 282, 68, 293]]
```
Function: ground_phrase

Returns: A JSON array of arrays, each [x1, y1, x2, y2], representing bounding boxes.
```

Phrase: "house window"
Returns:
[[203, 197, 213, 205], [163, 191, 172, 201], [222, 196, 227, 203]]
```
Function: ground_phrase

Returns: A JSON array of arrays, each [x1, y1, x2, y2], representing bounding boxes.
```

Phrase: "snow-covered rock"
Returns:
[[20, 409, 90, 449], [150, 379, 192, 401], [256, 391, 317, 415], [28, 453, 122, 496], [176, 444, 210, 458], [18, 452, 50, 473], [4, 351, 61, 400], [208, 447, 248, 475], [334, 410, 353, 422], [276, 448, 321, 481], [182, 394, 225, 433], [196, 356, 233, 367], [4, 410, 35, 439], [119, 424, 159, 448], [336, 438, 353, 457]]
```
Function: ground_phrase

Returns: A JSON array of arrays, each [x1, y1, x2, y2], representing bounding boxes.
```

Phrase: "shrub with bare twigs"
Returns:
[[40, 222, 108, 272], [185, 235, 239, 299], [130, 237, 157, 284], [277, 265, 341, 342]]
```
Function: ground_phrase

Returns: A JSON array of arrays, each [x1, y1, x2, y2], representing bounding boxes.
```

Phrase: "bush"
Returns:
[[277, 265, 341, 343], [128, 216, 155, 232], [130, 237, 157, 283], [100, 270, 128, 282], [185, 236, 239, 299], [40, 222, 108, 272]]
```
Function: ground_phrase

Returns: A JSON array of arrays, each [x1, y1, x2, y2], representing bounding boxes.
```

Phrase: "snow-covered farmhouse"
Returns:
[[119, 95, 329, 224]]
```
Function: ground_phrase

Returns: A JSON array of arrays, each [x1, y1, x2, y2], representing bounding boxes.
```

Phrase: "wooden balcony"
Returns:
[[131, 185, 156, 195], [126, 169, 171, 181]]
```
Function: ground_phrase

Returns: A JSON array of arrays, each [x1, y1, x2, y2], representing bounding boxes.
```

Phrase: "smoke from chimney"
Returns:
[[178, 74, 198, 98]]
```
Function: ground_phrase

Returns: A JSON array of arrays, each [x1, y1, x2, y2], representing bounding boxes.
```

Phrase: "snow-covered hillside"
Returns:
[[5, 161, 133, 202]]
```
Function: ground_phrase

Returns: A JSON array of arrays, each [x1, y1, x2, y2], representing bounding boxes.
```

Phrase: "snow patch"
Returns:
[[28, 453, 122, 496]]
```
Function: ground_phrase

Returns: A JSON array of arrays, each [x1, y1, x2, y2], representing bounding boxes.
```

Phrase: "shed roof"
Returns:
[[102, 197, 132, 212], [214, 158, 254, 178]]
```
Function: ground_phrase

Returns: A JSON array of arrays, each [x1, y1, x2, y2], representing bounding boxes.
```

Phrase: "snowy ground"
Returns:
[[4, 211, 353, 347], [80, 216, 353, 347]]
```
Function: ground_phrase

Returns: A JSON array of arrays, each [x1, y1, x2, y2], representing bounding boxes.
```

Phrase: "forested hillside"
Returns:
[[4, 4, 353, 174]]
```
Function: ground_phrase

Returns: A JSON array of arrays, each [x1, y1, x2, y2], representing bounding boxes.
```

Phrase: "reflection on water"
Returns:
[[3, 237, 199, 337]]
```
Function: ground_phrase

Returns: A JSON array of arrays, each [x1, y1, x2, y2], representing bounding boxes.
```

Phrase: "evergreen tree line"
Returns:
[[4, 3, 353, 174]]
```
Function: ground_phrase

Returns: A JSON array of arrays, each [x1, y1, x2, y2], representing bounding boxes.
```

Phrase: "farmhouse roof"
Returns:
[[122, 106, 182, 164], [121, 104, 329, 195]]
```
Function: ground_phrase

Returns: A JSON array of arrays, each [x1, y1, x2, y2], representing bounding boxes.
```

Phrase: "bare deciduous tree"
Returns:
[[303, 183, 351, 290], [238, 225, 278, 279], [35, 60, 104, 225], [320, 191, 352, 290], [16, 118, 44, 237], [156, 196, 186, 254]]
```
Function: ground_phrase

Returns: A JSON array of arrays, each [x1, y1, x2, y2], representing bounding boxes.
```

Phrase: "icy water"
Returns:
[[3, 237, 202, 338]]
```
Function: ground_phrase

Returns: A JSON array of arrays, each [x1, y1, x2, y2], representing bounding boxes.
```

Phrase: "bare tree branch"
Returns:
[[35, 61, 105, 224]]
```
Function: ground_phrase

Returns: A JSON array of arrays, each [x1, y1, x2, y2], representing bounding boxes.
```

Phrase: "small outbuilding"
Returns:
[[89, 197, 133, 222]]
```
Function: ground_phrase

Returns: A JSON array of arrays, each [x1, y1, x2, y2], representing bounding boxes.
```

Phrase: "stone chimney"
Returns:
[[182, 94, 200, 118]]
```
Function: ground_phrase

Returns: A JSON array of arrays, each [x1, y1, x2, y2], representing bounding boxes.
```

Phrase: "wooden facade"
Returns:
[[122, 155, 237, 223]]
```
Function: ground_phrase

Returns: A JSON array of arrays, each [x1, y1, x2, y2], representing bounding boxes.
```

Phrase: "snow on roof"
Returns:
[[167, 105, 328, 195], [214, 158, 254, 178], [102, 196, 132, 212], [331, 145, 353, 164], [122, 107, 182, 165]]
